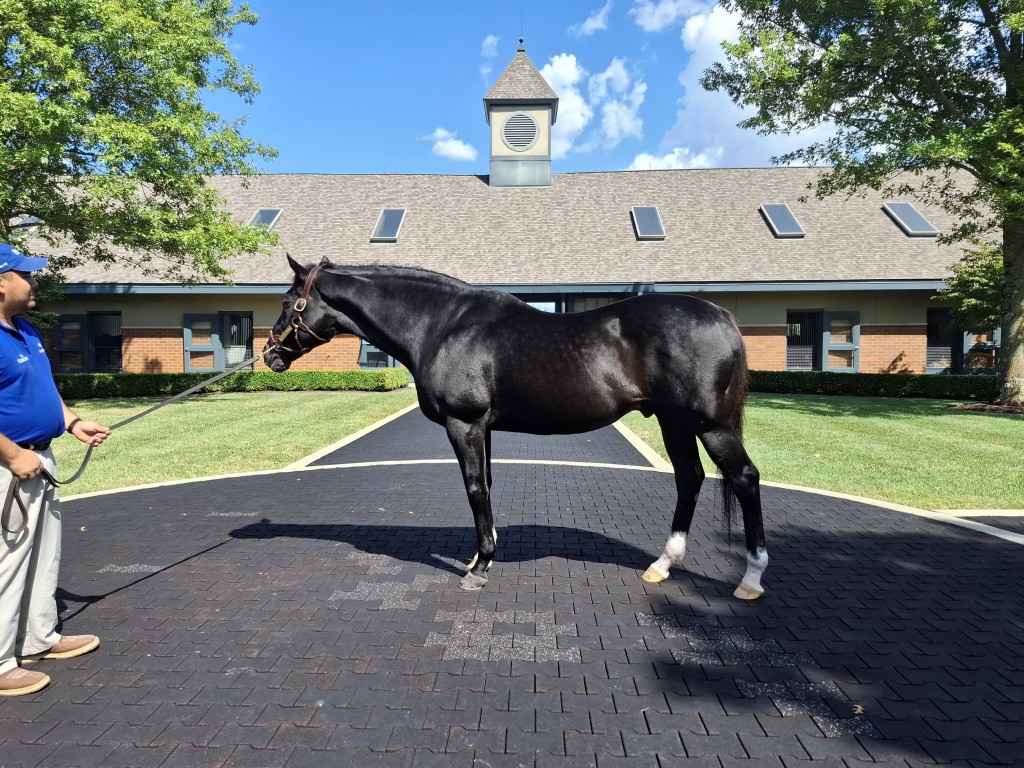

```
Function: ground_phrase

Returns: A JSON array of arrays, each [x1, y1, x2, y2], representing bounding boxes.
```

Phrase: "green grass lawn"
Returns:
[[621, 393, 1024, 510], [54, 389, 419, 496], [54, 389, 1022, 510]]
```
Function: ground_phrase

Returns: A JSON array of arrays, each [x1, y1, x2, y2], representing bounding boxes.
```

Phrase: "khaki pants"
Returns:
[[0, 449, 61, 675]]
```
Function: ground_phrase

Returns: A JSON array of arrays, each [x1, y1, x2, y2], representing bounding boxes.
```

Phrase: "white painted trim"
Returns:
[[612, 420, 673, 472], [932, 509, 1024, 518], [755, 479, 1024, 545]]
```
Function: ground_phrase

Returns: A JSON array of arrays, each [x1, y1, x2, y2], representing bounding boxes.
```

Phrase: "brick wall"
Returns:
[[122, 328, 182, 373], [116, 324, 926, 375], [274, 332, 361, 371], [860, 325, 926, 373], [121, 327, 362, 373], [739, 326, 786, 371]]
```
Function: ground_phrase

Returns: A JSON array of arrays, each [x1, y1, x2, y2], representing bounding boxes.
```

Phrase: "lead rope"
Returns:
[[2, 351, 267, 535]]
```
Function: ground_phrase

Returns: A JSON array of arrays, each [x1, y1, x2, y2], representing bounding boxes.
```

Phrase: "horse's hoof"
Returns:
[[733, 583, 764, 600], [642, 565, 669, 583], [459, 571, 488, 591]]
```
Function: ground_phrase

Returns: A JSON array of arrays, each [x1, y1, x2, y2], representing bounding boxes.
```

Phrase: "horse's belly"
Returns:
[[490, 391, 634, 435], [491, 413, 617, 435]]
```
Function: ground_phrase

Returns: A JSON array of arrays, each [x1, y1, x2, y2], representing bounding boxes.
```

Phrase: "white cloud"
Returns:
[[588, 57, 631, 104], [481, 34, 499, 58], [480, 34, 499, 80], [600, 80, 646, 146], [541, 54, 593, 159], [628, 146, 722, 169], [629, 4, 834, 169], [426, 128, 478, 162], [541, 54, 646, 158], [570, 1, 613, 36], [628, 0, 709, 32]]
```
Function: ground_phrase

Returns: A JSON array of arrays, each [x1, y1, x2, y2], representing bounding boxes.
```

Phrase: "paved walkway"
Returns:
[[1, 409, 1022, 767]]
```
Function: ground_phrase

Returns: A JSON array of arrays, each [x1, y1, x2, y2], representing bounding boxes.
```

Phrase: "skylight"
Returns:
[[371, 208, 406, 242], [248, 208, 282, 228], [882, 202, 938, 237], [759, 204, 805, 238], [631, 206, 665, 240]]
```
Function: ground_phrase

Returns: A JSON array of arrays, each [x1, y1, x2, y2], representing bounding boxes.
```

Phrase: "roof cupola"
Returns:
[[483, 40, 558, 187]]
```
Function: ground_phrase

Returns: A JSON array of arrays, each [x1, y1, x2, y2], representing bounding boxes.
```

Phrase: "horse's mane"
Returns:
[[319, 261, 488, 295]]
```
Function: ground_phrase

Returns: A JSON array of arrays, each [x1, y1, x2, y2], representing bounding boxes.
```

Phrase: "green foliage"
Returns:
[[0, 0, 278, 281], [936, 240, 1004, 332], [749, 370, 1000, 401], [55, 368, 412, 399], [704, 1, 1024, 402], [706, 1, 1012, 232], [23, 269, 64, 329]]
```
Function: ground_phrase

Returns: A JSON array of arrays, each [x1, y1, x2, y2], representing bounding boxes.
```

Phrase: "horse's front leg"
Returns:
[[446, 418, 496, 590], [644, 424, 703, 583]]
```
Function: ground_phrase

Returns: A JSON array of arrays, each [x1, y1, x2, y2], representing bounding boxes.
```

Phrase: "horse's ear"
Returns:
[[319, 256, 331, 266], [286, 253, 305, 276]]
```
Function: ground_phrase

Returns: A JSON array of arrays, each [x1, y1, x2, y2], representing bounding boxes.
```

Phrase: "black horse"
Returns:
[[264, 256, 768, 598]]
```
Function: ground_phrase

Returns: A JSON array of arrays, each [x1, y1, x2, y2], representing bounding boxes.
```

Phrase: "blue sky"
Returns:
[[210, 1, 820, 176]]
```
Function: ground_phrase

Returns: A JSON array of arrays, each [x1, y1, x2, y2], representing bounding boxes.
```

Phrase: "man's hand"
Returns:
[[69, 420, 112, 447], [8, 448, 43, 480]]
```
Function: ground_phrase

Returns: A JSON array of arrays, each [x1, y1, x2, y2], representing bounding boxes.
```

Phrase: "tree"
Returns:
[[0, 0, 277, 285], [939, 240, 1004, 332], [703, 0, 1024, 404]]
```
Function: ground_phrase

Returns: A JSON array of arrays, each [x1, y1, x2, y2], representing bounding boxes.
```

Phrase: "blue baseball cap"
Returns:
[[0, 243, 49, 273]]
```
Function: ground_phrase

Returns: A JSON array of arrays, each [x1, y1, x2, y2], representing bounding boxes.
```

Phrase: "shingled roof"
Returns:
[[484, 43, 558, 123], [55, 167, 962, 291]]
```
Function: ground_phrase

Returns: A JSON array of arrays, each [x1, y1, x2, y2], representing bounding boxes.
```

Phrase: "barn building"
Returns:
[[47, 44, 986, 377]]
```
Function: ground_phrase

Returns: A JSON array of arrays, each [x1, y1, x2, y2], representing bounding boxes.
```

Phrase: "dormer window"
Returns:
[[371, 208, 406, 242], [248, 208, 282, 229], [631, 206, 666, 240], [882, 202, 938, 237], [759, 204, 805, 238]]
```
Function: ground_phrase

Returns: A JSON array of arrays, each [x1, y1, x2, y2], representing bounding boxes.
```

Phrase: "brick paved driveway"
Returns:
[[1, 410, 1021, 767]]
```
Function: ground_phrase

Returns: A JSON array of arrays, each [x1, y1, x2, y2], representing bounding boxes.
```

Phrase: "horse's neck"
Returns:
[[323, 268, 468, 369]]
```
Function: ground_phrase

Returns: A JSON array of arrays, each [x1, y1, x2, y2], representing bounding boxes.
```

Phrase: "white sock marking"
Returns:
[[650, 532, 688, 578], [739, 547, 769, 593]]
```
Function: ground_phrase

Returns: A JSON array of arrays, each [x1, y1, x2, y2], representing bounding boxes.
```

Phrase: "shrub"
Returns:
[[749, 370, 1000, 400], [56, 368, 411, 399]]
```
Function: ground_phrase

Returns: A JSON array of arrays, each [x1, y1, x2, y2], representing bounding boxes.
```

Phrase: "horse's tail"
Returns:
[[720, 313, 749, 537]]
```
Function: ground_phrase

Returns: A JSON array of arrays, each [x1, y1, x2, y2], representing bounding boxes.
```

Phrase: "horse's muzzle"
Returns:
[[262, 344, 292, 373]]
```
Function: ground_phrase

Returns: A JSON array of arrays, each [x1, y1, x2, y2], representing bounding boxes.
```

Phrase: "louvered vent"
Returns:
[[501, 112, 539, 151]]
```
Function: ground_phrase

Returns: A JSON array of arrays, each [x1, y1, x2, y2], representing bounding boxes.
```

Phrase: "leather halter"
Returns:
[[266, 264, 331, 354]]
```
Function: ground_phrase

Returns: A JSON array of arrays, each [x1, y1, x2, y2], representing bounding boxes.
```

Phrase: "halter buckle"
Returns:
[[293, 297, 307, 312]]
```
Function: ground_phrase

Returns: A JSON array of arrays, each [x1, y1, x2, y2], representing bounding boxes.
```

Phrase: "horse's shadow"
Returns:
[[229, 519, 662, 578]]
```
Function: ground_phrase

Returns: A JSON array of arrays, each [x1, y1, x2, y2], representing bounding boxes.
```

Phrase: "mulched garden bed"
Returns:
[[950, 402, 1024, 415]]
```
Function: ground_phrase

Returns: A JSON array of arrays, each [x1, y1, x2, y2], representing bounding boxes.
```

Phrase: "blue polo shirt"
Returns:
[[0, 316, 64, 444]]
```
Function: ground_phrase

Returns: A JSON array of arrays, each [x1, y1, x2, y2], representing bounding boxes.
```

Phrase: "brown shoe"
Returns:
[[0, 668, 51, 696], [20, 634, 100, 662]]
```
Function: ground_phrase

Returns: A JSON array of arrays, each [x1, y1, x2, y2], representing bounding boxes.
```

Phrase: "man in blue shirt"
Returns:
[[0, 243, 111, 696]]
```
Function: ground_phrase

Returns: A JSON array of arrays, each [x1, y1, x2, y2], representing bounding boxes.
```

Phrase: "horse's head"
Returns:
[[263, 255, 339, 372]]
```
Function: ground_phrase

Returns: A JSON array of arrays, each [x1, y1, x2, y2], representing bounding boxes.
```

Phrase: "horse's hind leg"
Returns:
[[643, 420, 704, 583], [699, 426, 769, 600], [446, 418, 497, 591]]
